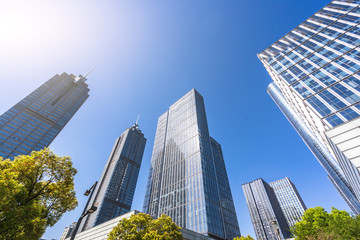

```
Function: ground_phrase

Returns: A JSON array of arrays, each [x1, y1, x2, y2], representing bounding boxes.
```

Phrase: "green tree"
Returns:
[[0, 148, 77, 240], [108, 212, 183, 240], [234, 235, 255, 240], [291, 207, 360, 240]]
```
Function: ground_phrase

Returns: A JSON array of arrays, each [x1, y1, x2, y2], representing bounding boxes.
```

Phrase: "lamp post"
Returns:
[[70, 181, 98, 240], [270, 219, 281, 240]]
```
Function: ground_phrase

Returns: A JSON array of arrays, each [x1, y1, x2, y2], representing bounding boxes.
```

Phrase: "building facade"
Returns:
[[210, 137, 241, 238], [80, 123, 146, 231], [259, 0, 360, 212], [60, 222, 77, 240], [143, 89, 240, 240], [242, 179, 291, 240], [0, 72, 90, 159], [267, 83, 360, 214], [269, 178, 307, 228]]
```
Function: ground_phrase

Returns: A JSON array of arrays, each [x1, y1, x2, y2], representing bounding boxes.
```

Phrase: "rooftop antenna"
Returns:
[[75, 67, 95, 82], [83, 67, 95, 79], [136, 114, 140, 125], [130, 114, 141, 132]]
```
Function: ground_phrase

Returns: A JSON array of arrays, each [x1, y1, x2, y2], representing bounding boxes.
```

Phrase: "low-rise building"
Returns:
[[66, 211, 214, 240]]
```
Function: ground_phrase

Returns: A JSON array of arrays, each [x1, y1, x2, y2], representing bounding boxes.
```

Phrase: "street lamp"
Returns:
[[70, 181, 98, 240], [270, 219, 281, 240], [87, 205, 97, 214]]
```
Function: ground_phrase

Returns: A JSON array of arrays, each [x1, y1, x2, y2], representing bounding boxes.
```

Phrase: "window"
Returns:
[[293, 82, 312, 98], [306, 96, 332, 116], [318, 90, 347, 110], [330, 82, 360, 104]]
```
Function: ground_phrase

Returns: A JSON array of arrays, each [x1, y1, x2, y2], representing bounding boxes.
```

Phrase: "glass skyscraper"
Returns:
[[268, 83, 360, 214], [259, 0, 360, 213], [269, 177, 307, 228], [80, 123, 146, 231], [0, 72, 90, 159], [143, 89, 240, 240], [242, 179, 291, 240]]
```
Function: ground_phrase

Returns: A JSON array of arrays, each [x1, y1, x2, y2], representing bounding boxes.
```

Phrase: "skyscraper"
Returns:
[[269, 177, 307, 228], [0, 72, 90, 159], [268, 83, 360, 214], [242, 179, 291, 240], [258, 0, 360, 212], [210, 137, 241, 239], [143, 89, 240, 240], [80, 122, 146, 231]]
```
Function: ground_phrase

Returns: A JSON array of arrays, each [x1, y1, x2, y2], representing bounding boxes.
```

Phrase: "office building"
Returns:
[[270, 178, 307, 228], [259, 0, 360, 212], [210, 137, 241, 238], [143, 89, 240, 240], [268, 83, 360, 214], [60, 222, 76, 240], [80, 122, 146, 231], [243, 179, 291, 240], [0, 72, 90, 159]]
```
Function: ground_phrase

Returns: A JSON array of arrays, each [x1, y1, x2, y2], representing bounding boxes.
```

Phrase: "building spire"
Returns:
[[136, 114, 140, 125], [84, 67, 95, 79], [75, 67, 95, 82], [130, 114, 142, 133]]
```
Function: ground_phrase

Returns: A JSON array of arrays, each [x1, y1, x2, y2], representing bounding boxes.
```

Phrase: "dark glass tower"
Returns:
[[81, 123, 146, 231], [210, 137, 240, 239], [0, 72, 90, 159], [143, 89, 240, 240], [242, 179, 291, 240]]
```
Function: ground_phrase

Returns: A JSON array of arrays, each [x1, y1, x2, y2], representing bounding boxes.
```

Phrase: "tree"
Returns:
[[0, 148, 77, 240], [108, 212, 183, 240], [291, 207, 360, 240], [234, 235, 255, 240]]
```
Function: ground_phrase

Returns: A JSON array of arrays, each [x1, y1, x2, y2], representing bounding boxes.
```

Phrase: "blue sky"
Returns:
[[0, 0, 347, 239]]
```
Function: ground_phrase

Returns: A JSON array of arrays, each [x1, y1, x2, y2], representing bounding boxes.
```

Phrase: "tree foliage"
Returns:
[[0, 148, 77, 240], [291, 207, 360, 240], [234, 235, 255, 240], [107, 212, 183, 240]]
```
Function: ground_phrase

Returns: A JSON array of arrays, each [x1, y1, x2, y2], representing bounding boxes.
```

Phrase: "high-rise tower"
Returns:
[[268, 83, 360, 214], [143, 89, 240, 240], [80, 123, 146, 231], [258, 0, 360, 213], [0, 72, 90, 159], [242, 179, 291, 240], [269, 177, 307, 228]]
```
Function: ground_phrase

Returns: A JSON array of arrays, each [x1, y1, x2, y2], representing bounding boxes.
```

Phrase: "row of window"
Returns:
[[261, 4, 360, 64]]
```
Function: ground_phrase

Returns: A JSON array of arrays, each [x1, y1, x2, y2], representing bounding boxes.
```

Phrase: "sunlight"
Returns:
[[0, 2, 53, 49]]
